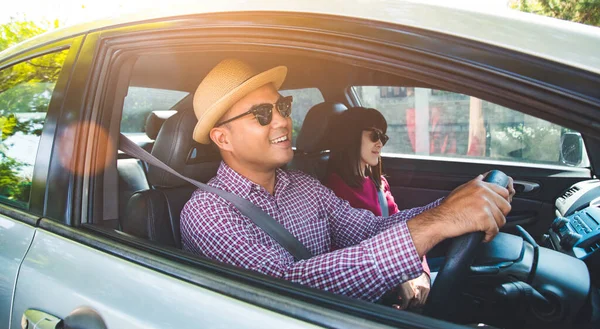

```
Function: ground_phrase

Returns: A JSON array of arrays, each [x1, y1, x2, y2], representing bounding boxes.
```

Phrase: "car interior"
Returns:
[[90, 48, 599, 329]]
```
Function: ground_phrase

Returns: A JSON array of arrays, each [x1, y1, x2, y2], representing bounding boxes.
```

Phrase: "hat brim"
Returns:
[[192, 65, 288, 144]]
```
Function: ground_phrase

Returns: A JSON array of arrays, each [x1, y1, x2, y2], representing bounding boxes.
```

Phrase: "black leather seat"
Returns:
[[288, 102, 347, 181], [143, 110, 176, 152], [121, 102, 345, 246], [121, 107, 220, 248], [116, 110, 176, 222], [117, 159, 150, 223]]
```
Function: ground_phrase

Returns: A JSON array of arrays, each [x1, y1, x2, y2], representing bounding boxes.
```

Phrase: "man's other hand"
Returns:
[[507, 176, 516, 203], [392, 273, 430, 310]]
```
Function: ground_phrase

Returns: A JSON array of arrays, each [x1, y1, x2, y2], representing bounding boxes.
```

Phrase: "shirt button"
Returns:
[[401, 273, 408, 281]]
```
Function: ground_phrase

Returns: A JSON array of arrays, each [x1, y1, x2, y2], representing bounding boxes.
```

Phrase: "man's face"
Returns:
[[216, 84, 294, 172]]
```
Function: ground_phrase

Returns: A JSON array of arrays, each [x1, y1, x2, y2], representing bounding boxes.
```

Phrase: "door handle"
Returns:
[[22, 307, 107, 329], [22, 309, 60, 329], [513, 180, 540, 193]]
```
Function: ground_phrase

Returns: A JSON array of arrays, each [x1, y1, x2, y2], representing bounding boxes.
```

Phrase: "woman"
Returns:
[[325, 107, 433, 310]]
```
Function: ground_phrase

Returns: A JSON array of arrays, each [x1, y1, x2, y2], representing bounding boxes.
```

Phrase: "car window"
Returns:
[[0, 50, 69, 209], [352, 86, 590, 167], [279, 88, 324, 147], [121, 86, 188, 137]]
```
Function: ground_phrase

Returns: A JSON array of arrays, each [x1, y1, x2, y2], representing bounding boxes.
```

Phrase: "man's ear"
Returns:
[[209, 127, 233, 152]]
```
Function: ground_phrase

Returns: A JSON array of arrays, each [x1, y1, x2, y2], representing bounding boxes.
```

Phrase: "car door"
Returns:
[[350, 85, 594, 240]]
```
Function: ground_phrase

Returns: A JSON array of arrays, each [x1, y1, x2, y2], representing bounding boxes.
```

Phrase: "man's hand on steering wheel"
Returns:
[[407, 173, 514, 258], [440, 174, 512, 241]]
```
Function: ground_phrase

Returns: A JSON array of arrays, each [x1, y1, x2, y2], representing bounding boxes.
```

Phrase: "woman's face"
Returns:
[[360, 128, 384, 169]]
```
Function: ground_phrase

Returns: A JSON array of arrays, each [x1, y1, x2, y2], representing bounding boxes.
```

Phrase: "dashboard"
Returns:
[[545, 179, 600, 282], [427, 177, 600, 328], [469, 179, 600, 328], [555, 180, 600, 219]]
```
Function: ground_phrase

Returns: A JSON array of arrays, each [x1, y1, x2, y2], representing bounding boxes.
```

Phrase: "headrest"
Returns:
[[145, 110, 177, 140], [296, 102, 347, 153], [148, 107, 221, 188]]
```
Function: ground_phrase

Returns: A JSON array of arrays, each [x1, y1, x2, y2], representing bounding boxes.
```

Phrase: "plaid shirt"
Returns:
[[180, 162, 441, 301]]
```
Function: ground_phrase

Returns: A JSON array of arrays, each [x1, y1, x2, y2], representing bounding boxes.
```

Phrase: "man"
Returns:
[[180, 59, 514, 303]]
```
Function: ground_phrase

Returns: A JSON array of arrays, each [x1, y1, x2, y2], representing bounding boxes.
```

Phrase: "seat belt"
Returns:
[[377, 187, 389, 217], [118, 133, 313, 261]]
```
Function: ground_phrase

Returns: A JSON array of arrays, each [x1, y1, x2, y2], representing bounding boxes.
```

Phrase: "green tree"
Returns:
[[0, 16, 60, 52], [510, 0, 600, 27], [0, 18, 64, 207]]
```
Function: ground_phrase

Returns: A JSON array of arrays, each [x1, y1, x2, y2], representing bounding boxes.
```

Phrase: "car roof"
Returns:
[[2, 0, 600, 75]]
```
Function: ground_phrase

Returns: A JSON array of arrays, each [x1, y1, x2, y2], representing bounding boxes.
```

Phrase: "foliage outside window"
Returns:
[[352, 86, 589, 167], [0, 50, 68, 208], [510, 0, 600, 27]]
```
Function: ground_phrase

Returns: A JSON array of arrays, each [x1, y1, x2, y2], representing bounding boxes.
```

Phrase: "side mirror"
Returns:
[[560, 132, 584, 166]]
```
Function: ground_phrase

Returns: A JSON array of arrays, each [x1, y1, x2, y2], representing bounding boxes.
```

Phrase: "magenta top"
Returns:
[[325, 173, 430, 275], [325, 174, 398, 217]]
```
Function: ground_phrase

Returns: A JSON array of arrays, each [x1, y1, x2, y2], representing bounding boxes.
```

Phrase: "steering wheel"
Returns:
[[423, 170, 509, 321]]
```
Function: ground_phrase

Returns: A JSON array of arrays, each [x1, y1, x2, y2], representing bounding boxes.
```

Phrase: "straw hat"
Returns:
[[192, 59, 288, 144]]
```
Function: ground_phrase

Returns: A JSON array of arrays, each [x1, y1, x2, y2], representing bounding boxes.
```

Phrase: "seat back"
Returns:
[[289, 102, 347, 181], [143, 110, 177, 152], [117, 159, 150, 222], [121, 107, 220, 248], [117, 110, 175, 226]]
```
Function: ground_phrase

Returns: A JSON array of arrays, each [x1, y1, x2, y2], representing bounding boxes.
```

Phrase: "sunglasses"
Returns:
[[216, 95, 293, 127], [365, 128, 389, 146]]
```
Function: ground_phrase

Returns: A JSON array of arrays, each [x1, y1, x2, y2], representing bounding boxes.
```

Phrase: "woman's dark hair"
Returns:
[[327, 107, 387, 189]]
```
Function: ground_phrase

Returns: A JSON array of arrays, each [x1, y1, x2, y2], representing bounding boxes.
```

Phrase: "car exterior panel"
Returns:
[[0, 216, 35, 329], [11, 229, 325, 329]]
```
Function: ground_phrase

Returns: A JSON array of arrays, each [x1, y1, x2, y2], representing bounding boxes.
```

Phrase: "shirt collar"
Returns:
[[215, 161, 291, 198]]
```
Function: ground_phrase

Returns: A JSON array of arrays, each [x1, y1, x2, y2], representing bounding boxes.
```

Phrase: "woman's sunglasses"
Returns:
[[365, 128, 389, 146], [216, 95, 293, 127]]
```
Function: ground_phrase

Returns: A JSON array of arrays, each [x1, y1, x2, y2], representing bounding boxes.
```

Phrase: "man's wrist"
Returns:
[[406, 207, 447, 257]]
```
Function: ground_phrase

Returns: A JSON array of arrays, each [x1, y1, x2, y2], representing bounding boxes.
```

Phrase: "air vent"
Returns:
[[560, 186, 581, 201], [586, 242, 600, 253]]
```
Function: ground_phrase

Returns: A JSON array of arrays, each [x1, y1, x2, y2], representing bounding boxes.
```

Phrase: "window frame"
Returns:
[[0, 37, 82, 217]]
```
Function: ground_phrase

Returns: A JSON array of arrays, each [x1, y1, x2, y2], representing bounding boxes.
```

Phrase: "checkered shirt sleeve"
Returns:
[[180, 163, 441, 302]]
